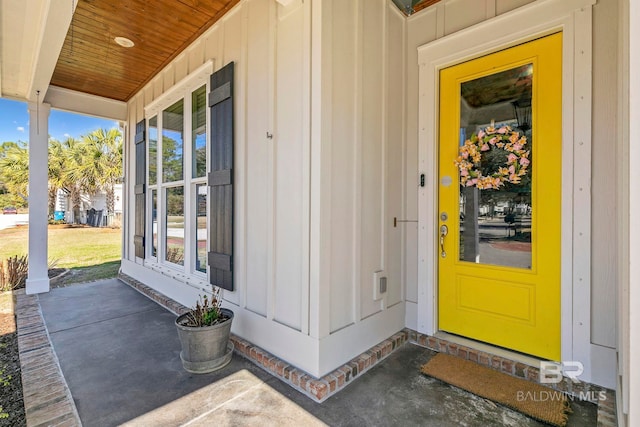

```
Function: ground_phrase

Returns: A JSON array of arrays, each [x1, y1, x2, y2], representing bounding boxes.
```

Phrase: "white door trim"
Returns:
[[416, 0, 595, 380]]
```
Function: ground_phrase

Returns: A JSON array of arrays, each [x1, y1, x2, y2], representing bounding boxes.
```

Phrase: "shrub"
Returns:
[[165, 247, 185, 264], [0, 256, 58, 291], [0, 255, 28, 291], [0, 193, 26, 210]]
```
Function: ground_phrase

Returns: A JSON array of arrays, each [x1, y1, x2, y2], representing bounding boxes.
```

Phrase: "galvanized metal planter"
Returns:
[[175, 308, 234, 373]]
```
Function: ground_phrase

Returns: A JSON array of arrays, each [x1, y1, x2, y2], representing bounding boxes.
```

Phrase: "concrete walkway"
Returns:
[[27, 279, 598, 426]]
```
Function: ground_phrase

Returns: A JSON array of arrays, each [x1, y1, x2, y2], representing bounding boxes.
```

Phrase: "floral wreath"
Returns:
[[454, 123, 530, 190]]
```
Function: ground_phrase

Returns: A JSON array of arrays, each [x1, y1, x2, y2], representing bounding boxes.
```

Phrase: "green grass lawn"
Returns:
[[0, 225, 122, 284]]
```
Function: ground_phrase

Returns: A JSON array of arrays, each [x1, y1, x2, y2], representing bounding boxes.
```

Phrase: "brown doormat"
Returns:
[[421, 353, 571, 427]]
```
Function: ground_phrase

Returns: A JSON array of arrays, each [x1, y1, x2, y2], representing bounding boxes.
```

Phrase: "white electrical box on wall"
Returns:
[[373, 270, 387, 301]]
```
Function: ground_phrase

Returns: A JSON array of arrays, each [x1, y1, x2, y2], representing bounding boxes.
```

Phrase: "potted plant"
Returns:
[[175, 287, 234, 373]]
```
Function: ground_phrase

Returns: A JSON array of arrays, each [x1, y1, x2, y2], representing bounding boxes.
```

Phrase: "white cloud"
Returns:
[[63, 133, 71, 138], [16, 126, 24, 132]]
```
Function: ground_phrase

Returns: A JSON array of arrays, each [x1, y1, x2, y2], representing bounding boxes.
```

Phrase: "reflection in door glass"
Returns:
[[151, 189, 158, 257], [165, 186, 185, 266], [195, 184, 207, 273], [163, 99, 184, 183], [458, 64, 533, 269]]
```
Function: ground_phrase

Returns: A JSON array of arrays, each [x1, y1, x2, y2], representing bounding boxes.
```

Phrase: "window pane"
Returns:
[[148, 116, 158, 185], [195, 184, 207, 273], [163, 99, 184, 182], [151, 189, 158, 257], [458, 63, 533, 269], [165, 186, 184, 266], [192, 85, 207, 178]]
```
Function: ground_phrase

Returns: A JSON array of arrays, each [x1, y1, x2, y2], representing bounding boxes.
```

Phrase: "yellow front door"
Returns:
[[438, 33, 562, 361]]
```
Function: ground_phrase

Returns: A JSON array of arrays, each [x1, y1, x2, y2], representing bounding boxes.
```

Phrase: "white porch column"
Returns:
[[625, 0, 640, 424], [26, 101, 51, 294]]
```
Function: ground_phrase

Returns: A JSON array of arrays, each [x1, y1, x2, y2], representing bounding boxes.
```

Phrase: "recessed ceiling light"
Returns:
[[114, 37, 134, 48]]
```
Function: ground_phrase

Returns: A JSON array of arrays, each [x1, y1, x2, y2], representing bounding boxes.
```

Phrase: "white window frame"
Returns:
[[189, 85, 210, 277], [144, 60, 213, 284], [147, 116, 159, 263]]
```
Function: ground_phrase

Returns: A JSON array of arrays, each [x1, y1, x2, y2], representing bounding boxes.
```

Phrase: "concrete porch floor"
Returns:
[[22, 279, 599, 426]]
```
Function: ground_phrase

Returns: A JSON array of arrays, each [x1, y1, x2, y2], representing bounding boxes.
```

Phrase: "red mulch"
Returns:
[[0, 311, 26, 426]]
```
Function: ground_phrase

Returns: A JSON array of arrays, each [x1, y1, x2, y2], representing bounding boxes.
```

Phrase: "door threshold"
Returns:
[[433, 331, 543, 368]]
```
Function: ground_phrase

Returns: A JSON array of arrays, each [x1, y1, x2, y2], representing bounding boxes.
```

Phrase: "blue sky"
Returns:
[[0, 98, 117, 144]]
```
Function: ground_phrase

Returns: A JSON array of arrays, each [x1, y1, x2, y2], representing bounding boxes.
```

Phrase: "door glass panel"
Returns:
[[458, 64, 533, 269]]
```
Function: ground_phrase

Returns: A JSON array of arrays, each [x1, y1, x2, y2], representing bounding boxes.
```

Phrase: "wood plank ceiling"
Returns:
[[51, 0, 240, 102], [51, 0, 440, 103]]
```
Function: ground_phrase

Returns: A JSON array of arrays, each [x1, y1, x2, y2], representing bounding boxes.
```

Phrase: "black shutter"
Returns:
[[208, 62, 234, 291], [134, 120, 146, 258]]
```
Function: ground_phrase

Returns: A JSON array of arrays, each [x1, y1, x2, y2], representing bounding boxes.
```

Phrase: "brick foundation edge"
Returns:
[[15, 291, 82, 427], [118, 273, 619, 424]]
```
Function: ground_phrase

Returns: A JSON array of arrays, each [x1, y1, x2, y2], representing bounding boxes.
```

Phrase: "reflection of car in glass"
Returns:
[[2, 206, 17, 214]]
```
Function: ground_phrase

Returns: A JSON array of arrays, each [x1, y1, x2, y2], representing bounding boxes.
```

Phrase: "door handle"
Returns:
[[440, 224, 448, 258]]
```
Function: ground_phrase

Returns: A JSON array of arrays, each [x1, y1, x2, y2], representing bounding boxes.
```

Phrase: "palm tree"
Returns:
[[59, 137, 90, 223], [81, 129, 123, 215], [0, 130, 123, 222], [48, 139, 67, 216], [0, 142, 29, 202]]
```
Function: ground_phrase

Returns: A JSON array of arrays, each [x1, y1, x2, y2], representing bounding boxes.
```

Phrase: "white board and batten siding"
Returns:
[[122, 0, 406, 377], [121, 0, 619, 385], [313, 0, 406, 374], [123, 0, 317, 373]]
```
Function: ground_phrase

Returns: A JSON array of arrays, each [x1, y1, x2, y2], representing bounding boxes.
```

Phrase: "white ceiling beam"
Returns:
[[26, 0, 77, 102], [45, 86, 127, 122], [1, 1, 76, 101], [1, 1, 39, 99]]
